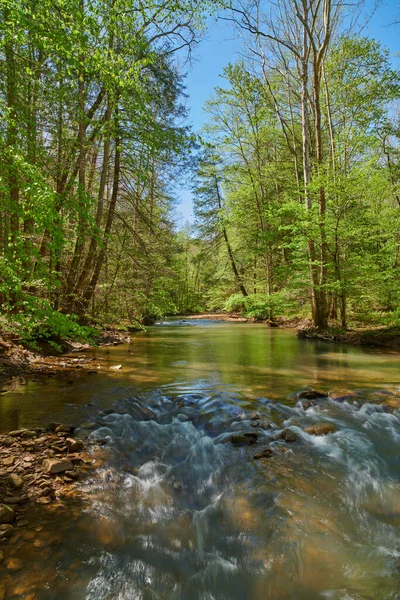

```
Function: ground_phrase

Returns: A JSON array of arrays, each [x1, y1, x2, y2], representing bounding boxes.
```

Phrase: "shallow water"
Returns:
[[2, 321, 400, 599]]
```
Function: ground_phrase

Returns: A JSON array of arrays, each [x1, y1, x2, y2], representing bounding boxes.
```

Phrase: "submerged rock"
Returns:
[[298, 389, 327, 400], [5, 557, 23, 571], [231, 432, 258, 445], [0, 504, 15, 524], [278, 429, 298, 443], [253, 448, 273, 460], [248, 412, 260, 420], [304, 423, 336, 436], [328, 390, 358, 402], [0, 524, 14, 539]]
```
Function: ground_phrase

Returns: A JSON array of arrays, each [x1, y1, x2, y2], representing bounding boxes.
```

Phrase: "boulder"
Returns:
[[304, 423, 336, 436], [42, 458, 73, 475], [0, 504, 15, 524]]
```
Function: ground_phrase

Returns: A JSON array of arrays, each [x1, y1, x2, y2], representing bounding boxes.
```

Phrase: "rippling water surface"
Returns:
[[2, 321, 400, 599]]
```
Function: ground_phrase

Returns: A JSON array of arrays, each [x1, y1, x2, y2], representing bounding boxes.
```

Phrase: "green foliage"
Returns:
[[224, 293, 293, 320], [0, 297, 96, 350]]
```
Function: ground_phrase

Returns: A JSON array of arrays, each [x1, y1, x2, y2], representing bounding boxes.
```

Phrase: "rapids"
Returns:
[[1, 320, 400, 599]]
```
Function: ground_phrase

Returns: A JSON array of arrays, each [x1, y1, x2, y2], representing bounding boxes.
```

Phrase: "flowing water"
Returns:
[[2, 321, 400, 599]]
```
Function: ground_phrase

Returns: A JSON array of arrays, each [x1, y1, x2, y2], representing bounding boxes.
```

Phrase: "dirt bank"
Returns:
[[297, 325, 400, 350], [0, 330, 132, 382], [184, 313, 309, 327]]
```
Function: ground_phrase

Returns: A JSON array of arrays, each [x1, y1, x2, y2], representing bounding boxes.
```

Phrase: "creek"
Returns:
[[1, 320, 400, 599]]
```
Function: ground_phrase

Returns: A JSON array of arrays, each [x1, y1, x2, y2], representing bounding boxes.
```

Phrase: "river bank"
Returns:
[[0, 330, 132, 382], [297, 324, 400, 349]]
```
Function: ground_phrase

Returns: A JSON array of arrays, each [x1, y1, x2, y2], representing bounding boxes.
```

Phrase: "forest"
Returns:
[[1, 0, 400, 345]]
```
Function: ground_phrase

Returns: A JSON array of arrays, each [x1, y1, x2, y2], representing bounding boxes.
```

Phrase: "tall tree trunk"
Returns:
[[83, 102, 121, 308], [214, 175, 248, 297], [5, 7, 19, 241], [313, 70, 328, 329], [73, 101, 112, 312], [64, 27, 87, 312]]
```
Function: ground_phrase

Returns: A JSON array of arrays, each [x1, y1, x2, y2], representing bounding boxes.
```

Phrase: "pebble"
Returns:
[[3, 496, 26, 505], [9, 473, 24, 489], [66, 438, 84, 452], [64, 470, 79, 480], [35, 436, 48, 444], [33, 537, 50, 548], [0, 524, 14, 539], [42, 458, 73, 474], [254, 448, 273, 460], [0, 504, 15, 524], [5, 557, 23, 571], [36, 496, 52, 505], [55, 424, 75, 434]]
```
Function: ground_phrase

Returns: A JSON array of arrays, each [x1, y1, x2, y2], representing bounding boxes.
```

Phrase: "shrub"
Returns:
[[223, 292, 290, 320]]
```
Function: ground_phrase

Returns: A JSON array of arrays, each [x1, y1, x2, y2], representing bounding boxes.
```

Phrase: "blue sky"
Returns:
[[175, 0, 400, 225]]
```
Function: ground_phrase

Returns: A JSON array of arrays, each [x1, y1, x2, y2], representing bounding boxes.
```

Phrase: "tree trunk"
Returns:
[[214, 174, 248, 296], [5, 7, 19, 241], [64, 32, 87, 312], [73, 101, 112, 311], [83, 102, 121, 308]]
